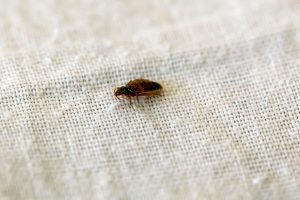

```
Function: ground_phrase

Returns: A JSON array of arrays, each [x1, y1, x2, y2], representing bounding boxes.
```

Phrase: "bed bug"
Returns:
[[114, 78, 163, 105]]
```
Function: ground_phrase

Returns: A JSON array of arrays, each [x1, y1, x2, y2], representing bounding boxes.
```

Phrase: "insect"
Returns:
[[114, 78, 163, 105]]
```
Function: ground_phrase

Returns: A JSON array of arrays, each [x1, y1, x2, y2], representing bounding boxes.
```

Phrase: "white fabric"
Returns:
[[1, 0, 300, 199]]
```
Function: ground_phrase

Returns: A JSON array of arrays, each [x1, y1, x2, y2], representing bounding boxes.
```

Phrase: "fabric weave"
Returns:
[[1, 0, 300, 199]]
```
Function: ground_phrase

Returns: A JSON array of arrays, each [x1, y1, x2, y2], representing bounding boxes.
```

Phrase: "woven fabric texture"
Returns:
[[1, 0, 300, 199]]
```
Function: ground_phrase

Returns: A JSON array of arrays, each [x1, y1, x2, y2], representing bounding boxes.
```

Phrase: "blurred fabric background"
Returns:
[[0, 0, 300, 199]]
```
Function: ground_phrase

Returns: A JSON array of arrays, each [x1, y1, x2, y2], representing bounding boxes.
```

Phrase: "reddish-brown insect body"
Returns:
[[114, 79, 163, 105]]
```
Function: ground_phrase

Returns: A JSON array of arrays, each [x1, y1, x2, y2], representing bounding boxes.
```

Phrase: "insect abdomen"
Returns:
[[143, 81, 162, 91]]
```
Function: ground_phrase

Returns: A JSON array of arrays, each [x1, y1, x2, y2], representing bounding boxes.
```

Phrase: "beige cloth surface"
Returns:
[[1, 0, 300, 199]]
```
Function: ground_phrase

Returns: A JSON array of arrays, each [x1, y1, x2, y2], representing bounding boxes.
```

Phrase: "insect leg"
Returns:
[[136, 95, 139, 104], [129, 96, 132, 106]]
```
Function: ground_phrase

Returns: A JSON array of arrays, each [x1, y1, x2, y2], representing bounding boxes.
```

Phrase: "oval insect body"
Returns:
[[114, 79, 163, 105]]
